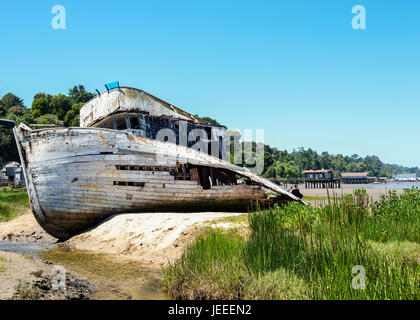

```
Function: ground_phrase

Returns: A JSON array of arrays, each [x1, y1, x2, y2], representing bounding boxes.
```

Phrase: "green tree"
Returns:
[[70, 114, 80, 127], [6, 113, 17, 121], [31, 93, 53, 118], [7, 105, 29, 117], [64, 102, 84, 126], [68, 85, 95, 104], [193, 114, 221, 126], [0, 101, 7, 117], [1, 93, 24, 108], [64, 110, 76, 127], [262, 165, 276, 178], [51, 94, 72, 120], [0, 127, 19, 165], [30, 85, 92, 126], [35, 114, 64, 126], [17, 113, 35, 126], [284, 165, 300, 178]]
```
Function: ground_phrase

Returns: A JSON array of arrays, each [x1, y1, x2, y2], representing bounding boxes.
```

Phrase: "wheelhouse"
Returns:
[[80, 84, 228, 159]]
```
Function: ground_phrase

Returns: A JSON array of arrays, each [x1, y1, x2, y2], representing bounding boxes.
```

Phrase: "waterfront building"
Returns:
[[341, 172, 369, 184], [302, 169, 340, 188]]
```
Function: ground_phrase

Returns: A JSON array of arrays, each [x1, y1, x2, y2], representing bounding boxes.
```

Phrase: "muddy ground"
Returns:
[[0, 250, 94, 300], [0, 211, 242, 299], [0, 212, 56, 244]]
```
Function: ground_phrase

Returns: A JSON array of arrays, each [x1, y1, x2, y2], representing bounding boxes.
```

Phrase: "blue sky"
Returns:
[[0, 0, 419, 167]]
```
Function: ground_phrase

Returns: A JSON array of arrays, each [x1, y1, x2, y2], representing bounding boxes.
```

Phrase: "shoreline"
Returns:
[[0, 211, 243, 300], [299, 183, 416, 202]]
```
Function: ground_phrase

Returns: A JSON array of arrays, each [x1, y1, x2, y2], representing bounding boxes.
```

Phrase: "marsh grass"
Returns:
[[162, 188, 420, 300], [0, 187, 29, 222], [302, 196, 335, 201], [207, 214, 249, 225]]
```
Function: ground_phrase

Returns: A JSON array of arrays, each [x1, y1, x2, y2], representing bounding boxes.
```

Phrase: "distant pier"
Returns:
[[304, 179, 340, 189], [302, 169, 341, 189]]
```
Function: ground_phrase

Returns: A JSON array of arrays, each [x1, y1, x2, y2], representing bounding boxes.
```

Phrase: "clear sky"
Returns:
[[0, 0, 419, 167]]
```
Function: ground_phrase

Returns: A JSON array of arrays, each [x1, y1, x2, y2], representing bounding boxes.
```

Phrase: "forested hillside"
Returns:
[[257, 144, 419, 179], [0, 85, 95, 164]]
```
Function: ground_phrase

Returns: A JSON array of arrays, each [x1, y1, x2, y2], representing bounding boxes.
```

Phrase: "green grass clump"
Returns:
[[162, 187, 420, 300], [162, 229, 246, 299], [302, 196, 334, 201], [0, 187, 29, 222], [162, 228, 310, 299], [368, 188, 420, 242], [13, 280, 40, 300], [30, 270, 44, 278]]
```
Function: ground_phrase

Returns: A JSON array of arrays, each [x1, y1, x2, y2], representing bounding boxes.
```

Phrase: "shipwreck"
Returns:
[[14, 83, 304, 240]]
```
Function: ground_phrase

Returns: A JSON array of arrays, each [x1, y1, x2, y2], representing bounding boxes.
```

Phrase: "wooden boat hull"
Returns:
[[14, 125, 303, 240]]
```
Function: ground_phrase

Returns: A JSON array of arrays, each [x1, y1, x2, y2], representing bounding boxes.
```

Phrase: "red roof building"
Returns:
[[341, 172, 370, 184]]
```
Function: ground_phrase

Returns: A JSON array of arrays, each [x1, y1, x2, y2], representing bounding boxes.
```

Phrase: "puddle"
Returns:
[[0, 241, 169, 300], [40, 246, 169, 300], [0, 240, 55, 258]]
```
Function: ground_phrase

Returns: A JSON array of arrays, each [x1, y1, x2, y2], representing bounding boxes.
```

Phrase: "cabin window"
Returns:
[[189, 165, 237, 189], [116, 118, 126, 130], [116, 165, 175, 172], [197, 166, 211, 189], [170, 163, 192, 181], [130, 116, 140, 129], [113, 181, 145, 187]]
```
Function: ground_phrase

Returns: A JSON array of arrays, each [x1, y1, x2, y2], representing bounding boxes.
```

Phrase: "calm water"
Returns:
[[0, 241, 168, 300], [41, 246, 168, 300], [368, 182, 420, 189], [0, 241, 53, 258]]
